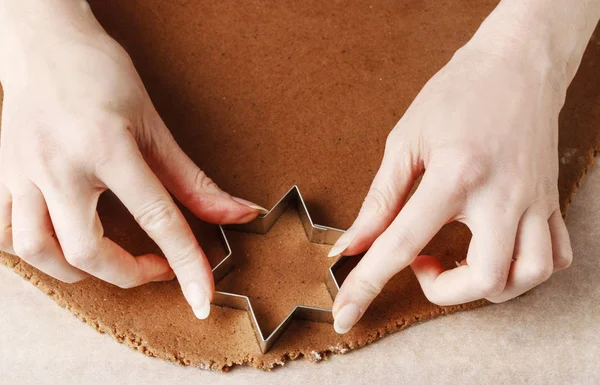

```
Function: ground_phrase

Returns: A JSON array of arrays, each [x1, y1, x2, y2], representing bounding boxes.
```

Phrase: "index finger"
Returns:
[[98, 143, 214, 319], [331, 170, 461, 333]]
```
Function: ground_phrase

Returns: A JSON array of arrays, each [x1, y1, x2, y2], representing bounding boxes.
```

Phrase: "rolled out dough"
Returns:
[[1, 0, 599, 371]]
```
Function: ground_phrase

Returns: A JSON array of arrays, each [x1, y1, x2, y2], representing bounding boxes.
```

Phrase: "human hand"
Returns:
[[327, 20, 580, 333], [0, 1, 265, 319]]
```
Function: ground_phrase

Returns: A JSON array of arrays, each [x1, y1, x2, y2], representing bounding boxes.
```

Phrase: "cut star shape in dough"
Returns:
[[210, 186, 353, 354]]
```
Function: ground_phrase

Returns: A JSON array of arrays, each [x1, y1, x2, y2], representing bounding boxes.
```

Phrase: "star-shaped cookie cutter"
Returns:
[[210, 186, 351, 354]]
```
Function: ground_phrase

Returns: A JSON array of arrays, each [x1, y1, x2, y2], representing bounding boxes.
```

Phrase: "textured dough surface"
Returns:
[[1, 0, 599, 371]]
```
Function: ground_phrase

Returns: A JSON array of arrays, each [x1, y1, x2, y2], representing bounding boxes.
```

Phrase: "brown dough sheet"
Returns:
[[1, 0, 599, 371]]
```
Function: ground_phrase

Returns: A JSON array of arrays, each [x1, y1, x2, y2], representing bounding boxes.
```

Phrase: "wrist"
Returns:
[[0, 0, 106, 82], [460, 0, 600, 100]]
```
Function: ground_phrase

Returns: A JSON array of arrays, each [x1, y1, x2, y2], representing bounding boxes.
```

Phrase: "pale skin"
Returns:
[[0, 1, 598, 335]]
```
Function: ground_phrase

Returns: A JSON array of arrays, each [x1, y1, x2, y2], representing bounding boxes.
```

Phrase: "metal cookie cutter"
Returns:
[[210, 185, 351, 354]]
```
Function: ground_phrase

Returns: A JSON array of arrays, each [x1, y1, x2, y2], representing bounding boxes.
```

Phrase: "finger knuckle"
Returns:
[[474, 270, 506, 297], [383, 133, 414, 168], [92, 144, 119, 172], [89, 117, 136, 170], [193, 169, 218, 192], [166, 242, 199, 271], [383, 227, 420, 264], [352, 274, 383, 298], [362, 186, 395, 216], [84, 111, 132, 139], [135, 198, 177, 232], [93, 137, 135, 172], [534, 167, 559, 196], [444, 152, 489, 196], [27, 125, 63, 170], [419, 286, 445, 306], [521, 261, 553, 285], [64, 243, 100, 271], [176, 169, 221, 208], [13, 232, 47, 260], [491, 184, 533, 215]]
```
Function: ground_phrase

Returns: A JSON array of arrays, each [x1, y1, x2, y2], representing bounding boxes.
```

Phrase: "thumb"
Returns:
[[143, 116, 267, 224], [327, 140, 419, 258]]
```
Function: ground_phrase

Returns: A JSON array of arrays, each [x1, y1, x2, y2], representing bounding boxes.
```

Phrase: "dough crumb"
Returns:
[[560, 148, 578, 164], [330, 344, 349, 354]]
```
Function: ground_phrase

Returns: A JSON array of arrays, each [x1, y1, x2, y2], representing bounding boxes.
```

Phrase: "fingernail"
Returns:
[[186, 282, 211, 320], [328, 228, 356, 257], [333, 303, 361, 334], [153, 270, 176, 282], [231, 196, 269, 215]]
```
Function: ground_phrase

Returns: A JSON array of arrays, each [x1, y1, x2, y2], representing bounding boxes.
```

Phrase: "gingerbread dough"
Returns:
[[1, 0, 598, 371]]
